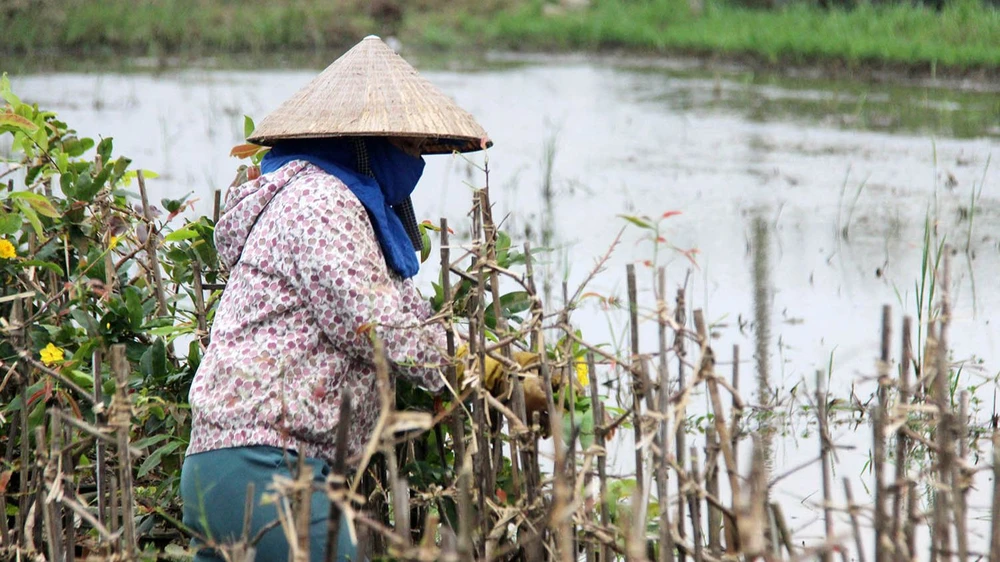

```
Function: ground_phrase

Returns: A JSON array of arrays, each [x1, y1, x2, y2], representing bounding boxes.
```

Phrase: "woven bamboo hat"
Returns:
[[248, 36, 491, 154]]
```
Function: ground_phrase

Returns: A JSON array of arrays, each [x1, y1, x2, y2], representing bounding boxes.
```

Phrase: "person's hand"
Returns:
[[453, 345, 558, 433], [453, 344, 538, 393]]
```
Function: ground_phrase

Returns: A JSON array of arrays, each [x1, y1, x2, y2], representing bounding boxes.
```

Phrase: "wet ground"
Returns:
[[8, 52, 1000, 551]]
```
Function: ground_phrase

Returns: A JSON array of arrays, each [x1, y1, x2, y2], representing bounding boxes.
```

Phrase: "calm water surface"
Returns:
[[9, 52, 1000, 551]]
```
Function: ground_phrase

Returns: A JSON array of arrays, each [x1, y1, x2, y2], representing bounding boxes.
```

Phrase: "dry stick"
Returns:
[[891, 316, 913, 562], [932, 252, 953, 562], [953, 391, 969, 562], [990, 430, 1000, 561], [439, 219, 466, 478], [693, 310, 740, 547], [92, 347, 108, 530], [674, 286, 688, 562], [874, 305, 892, 562], [655, 268, 676, 562], [842, 478, 867, 562], [137, 171, 169, 316], [816, 370, 834, 562], [769, 502, 795, 557], [325, 397, 352, 562], [110, 344, 136, 558], [587, 353, 611, 562]]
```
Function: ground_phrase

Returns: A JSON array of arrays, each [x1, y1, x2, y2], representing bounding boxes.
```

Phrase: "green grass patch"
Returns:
[[3, 0, 1000, 70]]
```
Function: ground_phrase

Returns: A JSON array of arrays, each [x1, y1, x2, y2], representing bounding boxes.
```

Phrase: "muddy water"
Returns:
[[9, 54, 1000, 549]]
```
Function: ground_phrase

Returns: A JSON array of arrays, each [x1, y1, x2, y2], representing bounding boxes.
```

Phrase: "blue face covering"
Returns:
[[259, 138, 424, 278]]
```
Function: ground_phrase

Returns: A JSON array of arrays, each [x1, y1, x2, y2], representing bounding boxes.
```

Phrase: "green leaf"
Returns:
[[136, 440, 182, 479], [163, 227, 200, 242], [0, 110, 38, 134], [618, 214, 653, 229], [0, 211, 20, 235], [96, 137, 113, 165], [139, 337, 168, 381], [20, 260, 63, 276], [0, 73, 23, 106], [498, 291, 532, 316], [243, 115, 255, 139], [8, 191, 60, 218], [70, 309, 100, 337], [13, 199, 43, 236], [495, 230, 511, 266], [124, 286, 144, 330]]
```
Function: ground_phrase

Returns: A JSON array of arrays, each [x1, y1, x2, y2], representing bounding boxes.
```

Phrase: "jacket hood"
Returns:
[[215, 161, 306, 269]]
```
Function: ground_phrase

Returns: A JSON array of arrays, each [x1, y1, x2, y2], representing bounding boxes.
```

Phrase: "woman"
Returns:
[[181, 36, 490, 562]]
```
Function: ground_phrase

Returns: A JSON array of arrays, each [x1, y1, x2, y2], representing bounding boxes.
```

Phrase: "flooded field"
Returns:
[[7, 52, 1000, 553]]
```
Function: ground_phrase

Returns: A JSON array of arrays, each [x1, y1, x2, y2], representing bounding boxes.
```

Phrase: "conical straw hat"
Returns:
[[248, 36, 491, 154]]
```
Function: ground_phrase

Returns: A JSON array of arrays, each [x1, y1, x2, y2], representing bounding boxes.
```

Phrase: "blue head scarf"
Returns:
[[260, 138, 424, 278]]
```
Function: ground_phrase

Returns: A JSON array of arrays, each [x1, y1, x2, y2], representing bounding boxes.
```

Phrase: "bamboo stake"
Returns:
[[953, 391, 969, 562], [874, 305, 891, 562], [689, 446, 704, 562], [626, 264, 645, 499], [705, 426, 721, 555], [932, 253, 953, 562], [816, 370, 834, 562], [587, 352, 611, 562], [843, 478, 867, 562], [438, 219, 466, 477], [325, 397, 352, 562], [192, 258, 209, 346], [110, 344, 136, 557], [213, 189, 222, 224], [43, 412, 64, 562], [92, 347, 108, 530], [693, 310, 740, 538], [655, 268, 676, 562], [990, 429, 1000, 561], [674, 285, 688, 561], [891, 316, 912, 562], [12, 299, 33, 547]]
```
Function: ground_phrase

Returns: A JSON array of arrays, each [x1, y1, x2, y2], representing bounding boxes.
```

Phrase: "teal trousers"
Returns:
[[181, 446, 358, 562]]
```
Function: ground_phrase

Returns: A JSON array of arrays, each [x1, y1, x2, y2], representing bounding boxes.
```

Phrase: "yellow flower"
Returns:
[[40, 343, 65, 366], [575, 360, 589, 387], [0, 239, 15, 259]]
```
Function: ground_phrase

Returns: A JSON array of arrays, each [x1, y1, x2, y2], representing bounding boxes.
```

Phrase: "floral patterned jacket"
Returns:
[[186, 161, 448, 464]]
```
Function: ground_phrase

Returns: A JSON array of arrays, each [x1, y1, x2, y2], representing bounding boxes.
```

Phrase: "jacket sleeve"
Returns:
[[291, 177, 448, 393]]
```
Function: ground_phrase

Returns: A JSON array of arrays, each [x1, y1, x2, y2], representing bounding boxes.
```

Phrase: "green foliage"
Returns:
[[0, 73, 219, 534]]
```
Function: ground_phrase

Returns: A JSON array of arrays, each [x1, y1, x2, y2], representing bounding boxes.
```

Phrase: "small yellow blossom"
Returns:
[[40, 343, 65, 366], [575, 360, 589, 387], [0, 239, 16, 259], [109, 235, 119, 249]]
